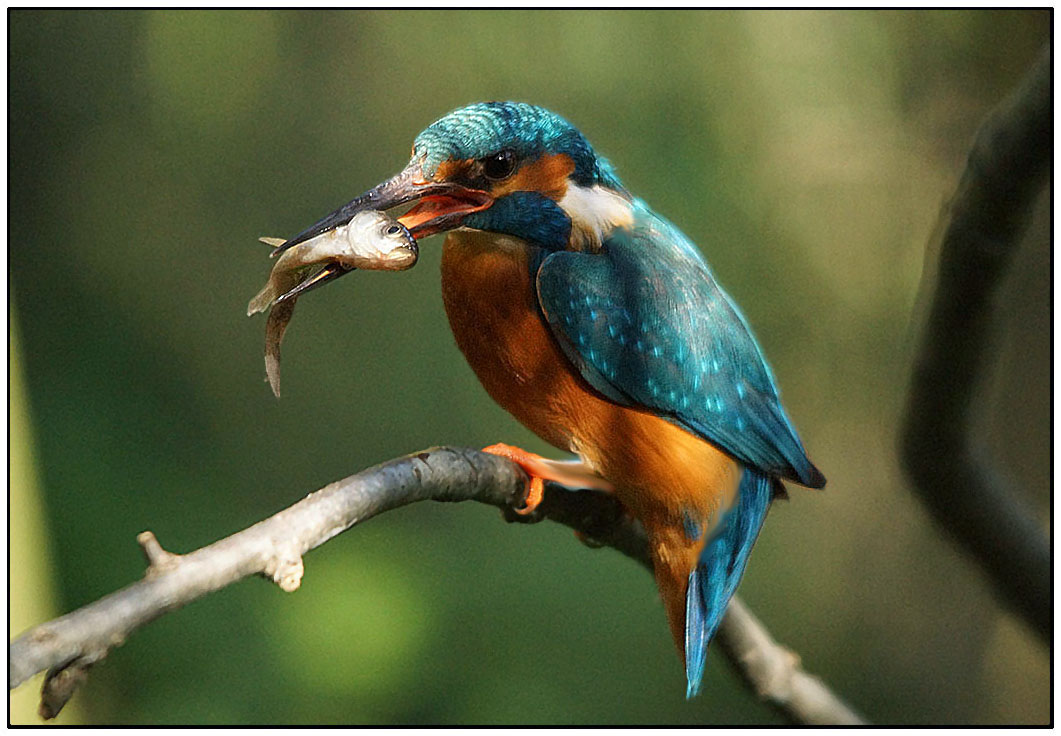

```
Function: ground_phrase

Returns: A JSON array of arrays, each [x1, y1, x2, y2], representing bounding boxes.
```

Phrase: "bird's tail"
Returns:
[[684, 468, 775, 698]]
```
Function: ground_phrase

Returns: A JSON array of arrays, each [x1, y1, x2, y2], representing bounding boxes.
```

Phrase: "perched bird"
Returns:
[[273, 102, 825, 697]]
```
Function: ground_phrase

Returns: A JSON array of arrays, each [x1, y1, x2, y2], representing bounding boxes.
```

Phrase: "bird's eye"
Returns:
[[481, 149, 517, 180]]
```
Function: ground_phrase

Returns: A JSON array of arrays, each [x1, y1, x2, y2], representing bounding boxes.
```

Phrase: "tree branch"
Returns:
[[900, 44, 1050, 642], [716, 598, 864, 725], [9, 446, 864, 724]]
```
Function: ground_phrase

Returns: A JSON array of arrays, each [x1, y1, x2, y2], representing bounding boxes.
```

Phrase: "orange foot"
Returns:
[[481, 443, 615, 516], [482, 443, 547, 515]]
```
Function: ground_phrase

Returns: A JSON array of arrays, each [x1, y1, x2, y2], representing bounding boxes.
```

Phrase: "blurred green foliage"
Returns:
[[9, 9, 1049, 725]]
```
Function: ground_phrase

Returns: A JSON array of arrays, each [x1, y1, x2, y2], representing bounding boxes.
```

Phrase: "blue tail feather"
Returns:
[[684, 468, 774, 698]]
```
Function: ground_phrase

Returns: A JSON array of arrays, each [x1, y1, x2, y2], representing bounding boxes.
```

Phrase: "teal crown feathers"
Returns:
[[413, 101, 623, 190]]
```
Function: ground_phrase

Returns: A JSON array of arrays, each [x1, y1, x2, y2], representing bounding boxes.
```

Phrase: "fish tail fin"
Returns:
[[247, 283, 276, 316], [263, 299, 295, 398], [685, 468, 774, 698], [265, 350, 281, 397]]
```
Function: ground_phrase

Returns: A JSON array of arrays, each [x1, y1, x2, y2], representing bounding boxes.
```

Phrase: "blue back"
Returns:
[[535, 202, 824, 487]]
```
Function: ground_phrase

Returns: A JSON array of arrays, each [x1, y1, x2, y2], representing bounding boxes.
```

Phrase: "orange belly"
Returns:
[[441, 230, 741, 651], [440, 230, 741, 521]]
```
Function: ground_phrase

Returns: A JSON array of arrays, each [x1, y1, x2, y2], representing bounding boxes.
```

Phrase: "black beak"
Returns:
[[271, 161, 492, 259]]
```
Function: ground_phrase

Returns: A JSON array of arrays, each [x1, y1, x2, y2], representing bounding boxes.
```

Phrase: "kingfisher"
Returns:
[[271, 101, 825, 697]]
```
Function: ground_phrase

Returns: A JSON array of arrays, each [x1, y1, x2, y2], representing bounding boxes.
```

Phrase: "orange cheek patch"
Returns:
[[433, 158, 474, 182], [491, 153, 575, 200]]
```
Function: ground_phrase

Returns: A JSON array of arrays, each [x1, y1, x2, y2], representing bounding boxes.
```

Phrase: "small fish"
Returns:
[[247, 210, 418, 397]]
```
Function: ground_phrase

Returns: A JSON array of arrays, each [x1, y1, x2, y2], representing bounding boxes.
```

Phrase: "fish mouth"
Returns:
[[270, 162, 493, 259], [266, 161, 492, 302]]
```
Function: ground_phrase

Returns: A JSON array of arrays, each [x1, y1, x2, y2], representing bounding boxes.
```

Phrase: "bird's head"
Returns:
[[273, 102, 634, 291]]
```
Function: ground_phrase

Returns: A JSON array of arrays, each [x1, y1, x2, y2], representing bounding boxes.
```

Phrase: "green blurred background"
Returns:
[[9, 9, 1050, 725]]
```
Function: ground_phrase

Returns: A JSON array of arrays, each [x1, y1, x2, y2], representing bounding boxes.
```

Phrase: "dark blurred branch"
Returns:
[[901, 45, 1050, 642], [9, 446, 865, 724]]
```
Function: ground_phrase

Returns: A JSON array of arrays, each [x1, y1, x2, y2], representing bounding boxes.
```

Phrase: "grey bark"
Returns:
[[10, 446, 864, 724]]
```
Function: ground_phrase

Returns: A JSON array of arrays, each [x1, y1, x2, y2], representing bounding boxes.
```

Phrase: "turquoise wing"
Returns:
[[535, 210, 824, 488]]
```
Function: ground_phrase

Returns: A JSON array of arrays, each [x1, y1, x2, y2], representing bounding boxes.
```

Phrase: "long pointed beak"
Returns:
[[271, 161, 493, 259]]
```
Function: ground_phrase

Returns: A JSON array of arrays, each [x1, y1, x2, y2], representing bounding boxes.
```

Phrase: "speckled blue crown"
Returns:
[[413, 101, 622, 189]]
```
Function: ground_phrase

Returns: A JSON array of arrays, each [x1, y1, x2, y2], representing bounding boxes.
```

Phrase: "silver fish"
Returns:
[[247, 210, 418, 397]]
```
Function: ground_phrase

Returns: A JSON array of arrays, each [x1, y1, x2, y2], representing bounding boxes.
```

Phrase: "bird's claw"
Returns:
[[482, 442, 551, 516], [515, 476, 544, 515]]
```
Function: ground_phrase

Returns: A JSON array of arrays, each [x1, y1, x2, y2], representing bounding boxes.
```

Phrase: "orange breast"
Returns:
[[441, 229, 742, 654], [440, 230, 740, 524]]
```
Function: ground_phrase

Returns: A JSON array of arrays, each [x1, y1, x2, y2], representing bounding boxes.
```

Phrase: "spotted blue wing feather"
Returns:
[[535, 204, 824, 487]]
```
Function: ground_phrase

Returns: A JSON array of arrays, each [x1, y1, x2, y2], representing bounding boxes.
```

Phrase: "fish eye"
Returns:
[[385, 225, 402, 235], [481, 149, 517, 180]]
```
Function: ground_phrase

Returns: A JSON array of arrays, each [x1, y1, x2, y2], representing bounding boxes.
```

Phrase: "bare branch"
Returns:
[[716, 598, 864, 725], [9, 446, 864, 724], [9, 447, 525, 695], [900, 45, 1050, 641]]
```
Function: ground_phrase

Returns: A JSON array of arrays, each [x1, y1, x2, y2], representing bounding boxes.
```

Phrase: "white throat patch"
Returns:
[[557, 182, 634, 251]]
